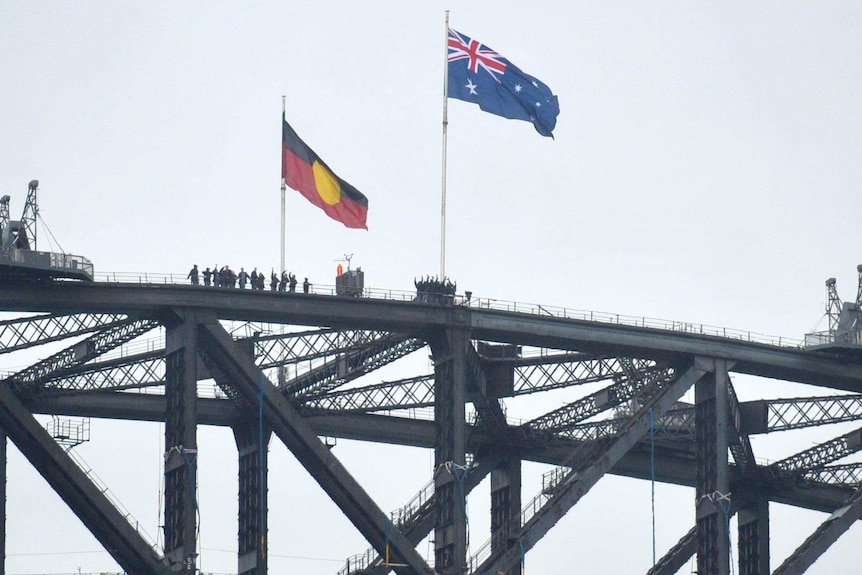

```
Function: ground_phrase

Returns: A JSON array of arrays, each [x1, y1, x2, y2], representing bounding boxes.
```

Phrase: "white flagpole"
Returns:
[[281, 95, 286, 274], [440, 10, 450, 279]]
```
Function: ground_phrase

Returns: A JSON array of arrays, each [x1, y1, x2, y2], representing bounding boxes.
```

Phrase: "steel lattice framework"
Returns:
[[0, 279, 861, 575]]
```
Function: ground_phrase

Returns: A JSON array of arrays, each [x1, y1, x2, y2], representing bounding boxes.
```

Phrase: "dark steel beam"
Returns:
[[740, 394, 862, 435], [523, 363, 674, 434], [0, 383, 170, 573], [429, 328, 469, 575], [303, 375, 435, 412], [0, 430, 5, 575], [285, 334, 425, 399], [490, 455, 521, 575], [196, 317, 432, 575], [727, 382, 757, 476], [0, 312, 127, 354], [4, 283, 862, 391], [646, 526, 696, 575], [234, 419, 270, 575], [163, 313, 200, 571], [510, 354, 659, 395], [5, 318, 159, 392], [738, 497, 769, 575], [695, 359, 732, 575], [773, 488, 862, 575], [768, 426, 862, 479], [474, 360, 705, 575]]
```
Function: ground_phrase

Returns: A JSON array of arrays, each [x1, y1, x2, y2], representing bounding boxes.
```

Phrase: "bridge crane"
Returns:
[[826, 266, 862, 344], [0, 179, 38, 251], [0, 179, 93, 281]]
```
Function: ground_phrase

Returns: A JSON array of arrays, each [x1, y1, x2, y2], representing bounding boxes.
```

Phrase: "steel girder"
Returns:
[[21, 390, 862, 512], [285, 333, 424, 398], [0, 382, 170, 573], [470, 361, 706, 575], [727, 382, 757, 476], [5, 318, 160, 392], [563, 404, 695, 443], [234, 421, 270, 575], [646, 526, 696, 575], [163, 313, 200, 571], [39, 349, 164, 393], [737, 497, 769, 575], [804, 463, 862, 487], [0, 312, 127, 354], [250, 328, 414, 370], [195, 316, 433, 575], [464, 342, 510, 438], [510, 353, 659, 395], [429, 327, 469, 575], [8, 282, 862, 390], [303, 353, 661, 414], [773, 487, 862, 575], [694, 360, 733, 575], [522, 363, 675, 434], [305, 375, 435, 412], [741, 394, 862, 434], [768, 426, 862, 479]]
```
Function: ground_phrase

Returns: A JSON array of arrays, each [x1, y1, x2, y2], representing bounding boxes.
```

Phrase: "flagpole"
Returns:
[[440, 10, 450, 279], [281, 95, 286, 274]]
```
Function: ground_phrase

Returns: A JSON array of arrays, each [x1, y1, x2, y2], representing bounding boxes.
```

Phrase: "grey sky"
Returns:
[[2, 2, 862, 573]]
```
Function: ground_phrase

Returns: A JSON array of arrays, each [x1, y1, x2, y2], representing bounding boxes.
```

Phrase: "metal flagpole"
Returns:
[[281, 95, 286, 274], [440, 10, 450, 279]]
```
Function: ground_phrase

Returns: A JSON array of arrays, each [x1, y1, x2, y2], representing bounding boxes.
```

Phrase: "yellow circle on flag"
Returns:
[[312, 162, 342, 206]]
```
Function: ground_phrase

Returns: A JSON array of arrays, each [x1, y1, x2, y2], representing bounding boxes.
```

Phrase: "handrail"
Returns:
[[90, 271, 805, 350]]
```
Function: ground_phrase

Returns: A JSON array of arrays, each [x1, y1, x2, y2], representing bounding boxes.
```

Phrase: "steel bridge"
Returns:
[[1, 276, 862, 575]]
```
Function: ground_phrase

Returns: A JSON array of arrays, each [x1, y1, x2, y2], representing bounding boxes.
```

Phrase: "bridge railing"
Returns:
[[92, 272, 804, 349]]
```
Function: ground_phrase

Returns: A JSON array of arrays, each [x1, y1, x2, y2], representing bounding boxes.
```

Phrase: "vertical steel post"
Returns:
[[491, 454, 522, 575], [234, 421, 270, 575], [432, 328, 467, 575], [695, 358, 731, 575], [164, 313, 199, 572], [0, 430, 5, 575], [738, 497, 769, 575]]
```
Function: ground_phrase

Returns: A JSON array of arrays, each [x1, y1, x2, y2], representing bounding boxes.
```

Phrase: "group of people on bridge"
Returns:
[[187, 265, 310, 293]]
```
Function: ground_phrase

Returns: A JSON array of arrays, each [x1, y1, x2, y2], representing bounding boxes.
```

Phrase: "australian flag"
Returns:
[[447, 28, 559, 138]]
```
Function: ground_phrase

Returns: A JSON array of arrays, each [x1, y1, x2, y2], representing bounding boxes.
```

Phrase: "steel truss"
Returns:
[[2, 281, 862, 575]]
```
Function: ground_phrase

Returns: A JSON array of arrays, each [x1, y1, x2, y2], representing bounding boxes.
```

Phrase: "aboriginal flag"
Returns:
[[281, 115, 368, 230]]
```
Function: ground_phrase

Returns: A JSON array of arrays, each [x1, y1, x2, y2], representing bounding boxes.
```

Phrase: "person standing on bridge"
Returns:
[[202, 267, 212, 286], [270, 270, 278, 291], [187, 265, 199, 286], [303, 277, 311, 294], [289, 273, 297, 293], [238, 267, 249, 289], [250, 268, 258, 290]]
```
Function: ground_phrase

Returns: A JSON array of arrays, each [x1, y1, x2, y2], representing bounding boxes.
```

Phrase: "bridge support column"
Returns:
[[164, 313, 200, 572], [0, 430, 5, 575], [738, 497, 769, 575], [695, 358, 731, 575], [431, 327, 468, 575], [490, 453, 521, 575], [234, 419, 270, 575]]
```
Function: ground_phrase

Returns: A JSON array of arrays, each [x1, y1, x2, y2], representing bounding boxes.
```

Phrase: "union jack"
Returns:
[[448, 29, 507, 81]]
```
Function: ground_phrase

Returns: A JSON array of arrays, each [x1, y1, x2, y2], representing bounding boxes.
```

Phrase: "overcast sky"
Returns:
[[2, 2, 862, 574]]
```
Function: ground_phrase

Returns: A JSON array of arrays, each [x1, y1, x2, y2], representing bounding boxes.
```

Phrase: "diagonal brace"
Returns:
[[196, 318, 432, 575], [0, 383, 170, 574], [772, 487, 862, 575], [477, 361, 706, 575]]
